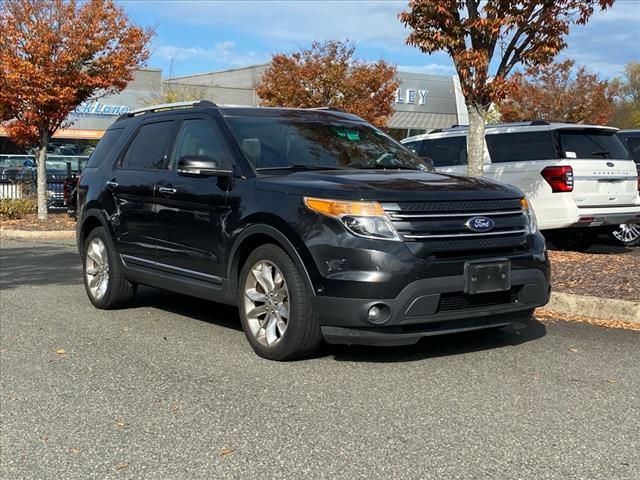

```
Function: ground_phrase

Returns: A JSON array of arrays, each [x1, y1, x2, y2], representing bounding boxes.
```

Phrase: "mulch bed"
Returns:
[[536, 308, 640, 331], [0, 213, 76, 231], [549, 250, 639, 302]]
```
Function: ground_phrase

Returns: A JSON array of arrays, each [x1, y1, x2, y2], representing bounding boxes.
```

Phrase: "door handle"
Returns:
[[105, 180, 118, 190], [158, 187, 177, 195]]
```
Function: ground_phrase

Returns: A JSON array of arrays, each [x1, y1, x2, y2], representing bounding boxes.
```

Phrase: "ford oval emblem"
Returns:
[[465, 216, 495, 233], [607, 162, 615, 167]]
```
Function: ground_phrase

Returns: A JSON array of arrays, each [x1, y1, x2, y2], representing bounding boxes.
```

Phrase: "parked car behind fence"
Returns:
[[0, 154, 89, 210]]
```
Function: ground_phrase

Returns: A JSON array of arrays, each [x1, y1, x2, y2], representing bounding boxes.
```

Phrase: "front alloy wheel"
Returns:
[[610, 223, 640, 247], [243, 260, 290, 347], [238, 244, 322, 361]]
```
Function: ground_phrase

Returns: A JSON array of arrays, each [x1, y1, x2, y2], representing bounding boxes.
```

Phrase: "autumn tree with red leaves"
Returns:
[[256, 40, 399, 128], [400, 0, 614, 177], [0, 0, 153, 220], [498, 60, 617, 125]]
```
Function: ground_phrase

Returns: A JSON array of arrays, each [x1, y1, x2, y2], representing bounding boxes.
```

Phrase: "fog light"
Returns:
[[367, 306, 381, 321], [366, 303, 391, 325]]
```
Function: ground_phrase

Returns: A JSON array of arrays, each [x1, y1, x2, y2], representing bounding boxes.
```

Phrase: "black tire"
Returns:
[[549, 230, 596, 252], [82, 226, 136, 309], [238, 244, 322, 361]]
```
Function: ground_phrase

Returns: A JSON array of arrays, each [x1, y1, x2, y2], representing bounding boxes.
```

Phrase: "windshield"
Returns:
[[225, 115, 431, 171], [559, 130, 631, 160]]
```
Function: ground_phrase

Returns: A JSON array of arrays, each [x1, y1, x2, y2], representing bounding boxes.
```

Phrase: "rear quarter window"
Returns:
[[559, 130, 630, 160], [486, 131, 557, 163], [86, 128, 125, 168]]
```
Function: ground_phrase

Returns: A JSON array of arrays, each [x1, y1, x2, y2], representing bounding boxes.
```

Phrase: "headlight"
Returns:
[[521, 197, 538, 234], [304, 197, 401, 241]]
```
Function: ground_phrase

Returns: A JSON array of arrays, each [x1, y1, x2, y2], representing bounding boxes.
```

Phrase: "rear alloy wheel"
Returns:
[[83, 226, 136, 309], [238, 244, 322, 361], [610, 224, 640, 247]]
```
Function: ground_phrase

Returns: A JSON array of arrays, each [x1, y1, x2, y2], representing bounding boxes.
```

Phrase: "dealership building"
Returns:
[[0, 64, 467, 153]]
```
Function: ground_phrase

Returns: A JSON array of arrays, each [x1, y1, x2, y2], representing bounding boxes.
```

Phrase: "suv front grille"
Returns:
[[383, 199, 528, 255]]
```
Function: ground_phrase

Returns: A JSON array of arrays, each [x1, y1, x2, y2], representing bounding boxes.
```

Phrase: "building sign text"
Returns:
[[395, 88, 428, 105]]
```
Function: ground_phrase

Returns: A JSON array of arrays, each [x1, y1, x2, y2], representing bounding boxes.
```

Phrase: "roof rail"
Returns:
[[530, 120, 550, 126], [116, 100, 217, 121], [449, 124, 468, 129], [306, 106, 345, 113]]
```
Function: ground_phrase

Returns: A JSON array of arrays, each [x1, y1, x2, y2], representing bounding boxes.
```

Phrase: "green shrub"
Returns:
[[0, 197, 38, 220]]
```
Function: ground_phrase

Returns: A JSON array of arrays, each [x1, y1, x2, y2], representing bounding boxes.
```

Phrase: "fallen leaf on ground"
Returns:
[[171, 404, 181, 412], [115, 463, 128, 471], [55, 349, 66, 355], [568, 348, 578, 353], [220, 447, 235, 458], [69, 448, 80, 454]]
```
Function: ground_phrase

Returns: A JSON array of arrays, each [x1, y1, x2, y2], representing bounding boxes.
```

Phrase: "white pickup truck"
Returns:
[[402, 122, 640, 251]]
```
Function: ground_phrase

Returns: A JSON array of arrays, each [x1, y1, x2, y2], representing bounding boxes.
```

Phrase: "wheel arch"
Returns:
[[78, 209, 112, 254], [227, 223, 318, 297]]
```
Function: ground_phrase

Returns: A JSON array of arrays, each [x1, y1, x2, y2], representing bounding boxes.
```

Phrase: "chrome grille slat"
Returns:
[[390, 210, 523, 219], [403, 229, 528, 240]]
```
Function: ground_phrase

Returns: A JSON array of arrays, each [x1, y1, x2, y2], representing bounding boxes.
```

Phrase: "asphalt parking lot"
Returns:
[[1, 238, 639, 479]]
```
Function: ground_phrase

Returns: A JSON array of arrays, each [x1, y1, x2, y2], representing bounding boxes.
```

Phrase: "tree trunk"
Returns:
[[466, 103, 487, 177], [37, 131, 48, 221]]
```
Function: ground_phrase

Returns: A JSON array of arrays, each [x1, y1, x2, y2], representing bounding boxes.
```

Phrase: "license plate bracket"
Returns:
[[464, 261, 511, 295]]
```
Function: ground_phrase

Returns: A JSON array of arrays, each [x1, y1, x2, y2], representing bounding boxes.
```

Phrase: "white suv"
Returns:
[[402, 122, 640, 251]]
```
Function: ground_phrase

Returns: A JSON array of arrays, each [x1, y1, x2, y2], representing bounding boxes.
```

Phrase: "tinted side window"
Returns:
[[121, 121, 174, 170], [403, 141, 422, 155], [624, 137, 640, 164], [486, 132, 556, 163], [421, 137, 467, 167], [170, 118, 231, 169], [559, 130, 630, 160], [86, 128, 124, 168]]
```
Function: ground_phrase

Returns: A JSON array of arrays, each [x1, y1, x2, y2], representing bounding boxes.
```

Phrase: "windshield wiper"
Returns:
[[358, 164, 421, 171], [591, 150, 611, 158]]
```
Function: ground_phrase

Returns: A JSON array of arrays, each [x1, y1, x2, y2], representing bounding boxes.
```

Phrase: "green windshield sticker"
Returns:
[[334, 128, 361, 141], [346, 131, 360, 141]]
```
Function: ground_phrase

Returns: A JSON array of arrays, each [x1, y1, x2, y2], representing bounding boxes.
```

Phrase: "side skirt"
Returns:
[[121, 254, 236, 306]]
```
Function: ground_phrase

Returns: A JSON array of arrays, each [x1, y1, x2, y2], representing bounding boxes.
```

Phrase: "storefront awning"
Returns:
[[387, 111, 458, 130]]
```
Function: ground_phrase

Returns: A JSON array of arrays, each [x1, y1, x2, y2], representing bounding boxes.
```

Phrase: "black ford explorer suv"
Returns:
[[76, 101, 550, 360]]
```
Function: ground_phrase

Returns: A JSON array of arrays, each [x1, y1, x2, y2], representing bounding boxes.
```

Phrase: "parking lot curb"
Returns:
[[547, 291, 640, 325], [0, 229, 75, 240]]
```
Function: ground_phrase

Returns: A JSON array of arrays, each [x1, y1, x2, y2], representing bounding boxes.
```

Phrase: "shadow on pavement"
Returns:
[[0, 245, 82, 290], [131, 287, 546, 362], [328, 320, 547, 363], [132, 287, 244, 332], [547, 234, 638, 256]]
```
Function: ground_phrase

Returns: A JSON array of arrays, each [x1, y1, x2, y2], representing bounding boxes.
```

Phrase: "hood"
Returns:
[[256, 169, 523, 202]]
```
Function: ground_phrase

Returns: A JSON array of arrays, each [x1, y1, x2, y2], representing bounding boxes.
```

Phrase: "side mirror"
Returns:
[[420, 156, 435, 170], [177, 155, 233, 177]]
